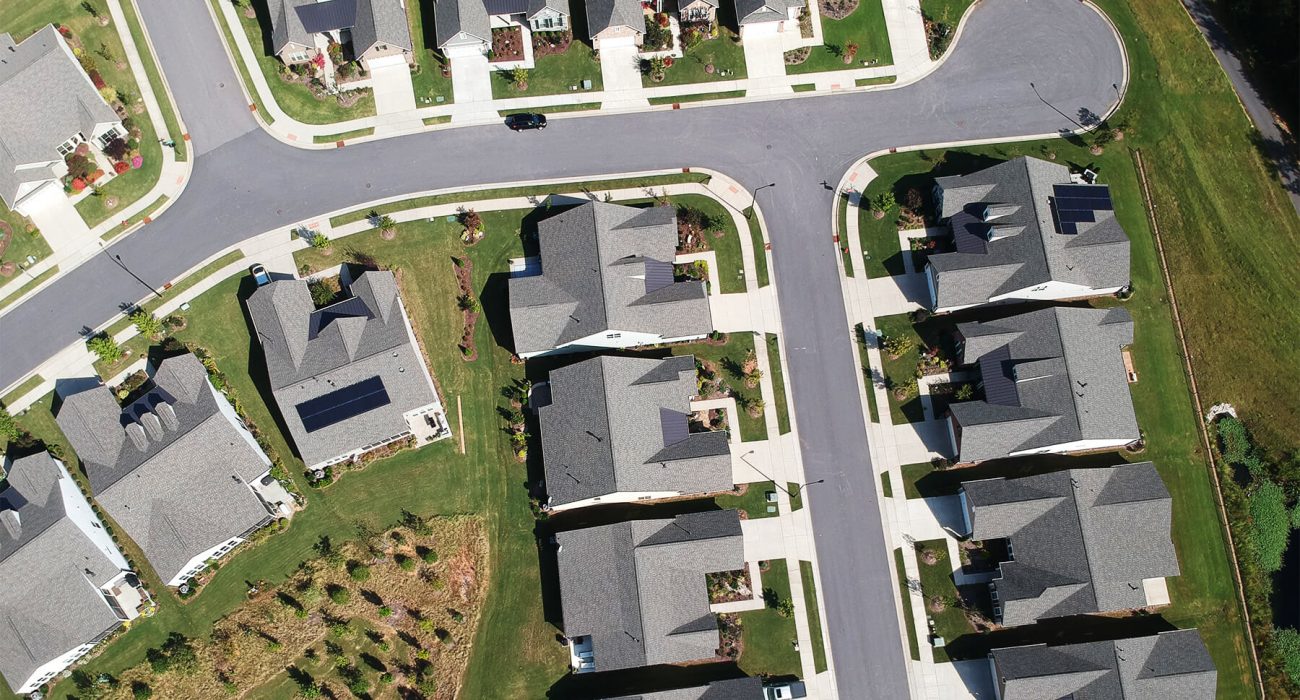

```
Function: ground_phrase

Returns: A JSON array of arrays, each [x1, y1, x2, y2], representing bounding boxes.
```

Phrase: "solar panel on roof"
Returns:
[[1059, 222, 1078, 235], [1058, 209, 1096, 223], [296, 376, 391, 433]]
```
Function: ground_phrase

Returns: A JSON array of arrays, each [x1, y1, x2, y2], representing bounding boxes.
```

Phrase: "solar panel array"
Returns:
[[1050, 184, 1113, 234], [296, 376, 391, 433]]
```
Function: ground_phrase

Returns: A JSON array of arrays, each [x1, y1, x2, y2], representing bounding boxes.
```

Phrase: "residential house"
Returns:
[[536, 355, 732, 511], [989, 629, 1216, 699], [960, 463, 1179, 627], [557, 510, 744, 672], [607, 678, 766, 699], [734, 0, 806, 37], [434, 0, 569, 57], [585, 0, 645, 50], [0, 453, 149, 695], [678, 0, 719, 26], [509, 201, 713, 358], [945, 306, 1139, 464], [0, 25, 125, 214], [267, 0, 413, 71], [56, 353, 293, 587], [246, 270, 450, 472], [925, 157, 1131, 313]]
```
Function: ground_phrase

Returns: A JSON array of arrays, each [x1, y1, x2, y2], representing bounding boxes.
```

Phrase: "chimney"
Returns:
[[140, 412, 163, 441], [125, 423, 147, 450], [155, 401, 179, 431]]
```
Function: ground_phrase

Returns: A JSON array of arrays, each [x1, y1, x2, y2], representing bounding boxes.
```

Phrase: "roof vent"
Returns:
[[125, 423, 148, 451], [140, 412, 164, 441], [155, 402, 179, 431], [982, 203, 1019, 221], [985, 224, 1024, 242]]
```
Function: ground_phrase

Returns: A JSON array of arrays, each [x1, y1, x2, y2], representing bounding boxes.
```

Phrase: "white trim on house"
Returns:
[[549, 489, 692, 512], [168, 536, 247, 587], [518, 330, 711, 359]]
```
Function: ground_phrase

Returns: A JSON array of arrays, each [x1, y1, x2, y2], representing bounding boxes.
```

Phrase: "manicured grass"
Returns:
[[798, 560, 829, 672], [101, 195, 169, 241], [408, 0, 455, 104], [676, 332, 767, 442], [900, 461, 932, 499], [854, 324, 880, 423], [645, 32, 747, 88], [874, 312, 936, 424], [880, 471, 893, 498], [422, 115, 451, 125], [792, 83, 816, 92], [663, 192, 746, 294], [499, 102, 601, 116], [329, 173, 711, 226], [118, 0, 186, 160], [913, 538, 974, 663], [920, 0, 975, 31], [716, 480, 779, 519], [91, 333, 148, 379], [104, 250, 245, 336], [787, 482, 804, 512], [736, 559, 801, 677], [743, 208, 770, 287], [0, 266, 57, 312], [893, 548, 921, 661], [857, 176, 909, 279], [0, 205, 51, 277], [1, 374, 43, 407], [837, 192, 854, 276], [312, 127, 375, 143], [491, 41, 603, 99], [766, 333, 791, 434], [786, 0, 893, 74], [226, 0, 376, 124], [648, 90, 746, 105], [856, 75, 897, 87], [0, 1, 165, 229]]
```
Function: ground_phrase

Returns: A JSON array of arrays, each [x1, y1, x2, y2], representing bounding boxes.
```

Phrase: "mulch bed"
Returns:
[[454, 258, 478, 361], [784, 47, 811, 65], [532, 29, 572, 58], [491, 26, 526, 63], [819, 0, 859, 20]]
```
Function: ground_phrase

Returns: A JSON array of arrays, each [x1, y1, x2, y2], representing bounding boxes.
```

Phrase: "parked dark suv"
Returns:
[[505, 113, 547, 131]]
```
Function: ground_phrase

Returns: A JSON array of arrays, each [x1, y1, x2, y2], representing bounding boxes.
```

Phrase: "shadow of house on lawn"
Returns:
[[910, 450, 1140, 499], [546, 660, 749, 699], [939, 610, 1181, 662]]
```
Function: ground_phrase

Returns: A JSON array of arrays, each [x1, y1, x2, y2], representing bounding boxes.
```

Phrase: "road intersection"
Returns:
[[0, 1, 1124, 696]]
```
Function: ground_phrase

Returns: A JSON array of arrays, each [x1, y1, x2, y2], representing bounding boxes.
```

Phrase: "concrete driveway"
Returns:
[[598, 37, 645, 102], [742, 32, 789, 87], [449, 51, 493, 106], [22, 184, 90, 255], [368, 55, 417, 115]]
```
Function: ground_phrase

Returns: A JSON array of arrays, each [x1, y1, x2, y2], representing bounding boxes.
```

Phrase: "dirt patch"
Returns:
[[0, 262, 16, 277], [453, 257, 479, 361]]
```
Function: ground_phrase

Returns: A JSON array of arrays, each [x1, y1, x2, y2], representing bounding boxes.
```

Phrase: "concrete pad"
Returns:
[[892, 419, 954, 464], [450, 53, 494, 106], [730, 440, 775, 484], [23, 184, 90, 255], [941, 659, 999, 699], [598, 38, 646, 105], [741, 515, 787, 560], [711, 292, 760, 333], [742, 33, 790, 93], [368, 56, 417, 115], [867, 274, 927, 315]]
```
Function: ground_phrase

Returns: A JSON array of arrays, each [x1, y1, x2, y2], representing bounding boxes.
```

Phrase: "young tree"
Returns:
[[130, 309, 164, 339], [511, 67, 529, 90], [869, 191, 896, 217], [87, 334, 123, 363]]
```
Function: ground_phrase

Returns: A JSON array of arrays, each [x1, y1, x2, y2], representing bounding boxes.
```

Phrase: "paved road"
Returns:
[[0, 1, 1123, 696]]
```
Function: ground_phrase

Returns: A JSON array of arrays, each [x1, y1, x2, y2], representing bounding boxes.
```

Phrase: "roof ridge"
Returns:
[[594, 358, 619, 488]]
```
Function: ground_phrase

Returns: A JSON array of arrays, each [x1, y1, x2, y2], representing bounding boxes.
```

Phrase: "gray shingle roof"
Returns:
[[0, 25, 122, 208], [927, 157, 1130, 310], [509, 202, 712, 356], [246, 271, 439, 468], [734, 0, 805, 25], [556, 510, 744, 671], [540, 355, 731, 507], [962, 462, 1178, 626], [991, 629, 1216, 699], [948, 306, 1138, 463], [585, 0, 645, 37], [56, 354, 275, 584], [0, 453, 128, 694], [269, 0, 412, 56], [434, 0, 491, 46], [606, 677, 766, 700]]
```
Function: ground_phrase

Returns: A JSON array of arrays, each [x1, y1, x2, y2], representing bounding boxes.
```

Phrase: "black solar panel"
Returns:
[[978, 347, 1020, 407], [1050, 183, 1114, 234], [1059, 222, 1078, 235], [296, 376, 391, 433], [1057, 209, 1096, 223]]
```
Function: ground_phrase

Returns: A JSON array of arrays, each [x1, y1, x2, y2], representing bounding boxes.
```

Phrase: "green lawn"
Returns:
[[880, 471, 893, 498], [787, 482, 804, 511], [0, 1, 166, 229], [900, 461, 932, 499], [857, 168, 912, 278], [766, 333, 791, 434], [491, 41, 603, 99], [0, 206, 51, 277], [736, 559, 801, 677], [913, 539, 975, 663], [853, 324, 880, 422], [499, 102, 601, 115], [674, 332, 767, 442], [743, 209, 771, 287], [118, 0, 186, 160], [312, 127, 374, 143], [892, 548, 921, 661], [408, 0, 455, 104], [786, 0, 892, 74], [645, 31, 747, 88], [716, 480, 779, 519], [101, 195, 168, 241], [225, 0, 376, 124], [874, 312, 950, 424], [91, 333, 149, 379], [648, 90, 746, 105], [798, 560, 829, 672], [918, 0, 973, 59], [104, 250, 245, 337], [837, 192, 854, 276]]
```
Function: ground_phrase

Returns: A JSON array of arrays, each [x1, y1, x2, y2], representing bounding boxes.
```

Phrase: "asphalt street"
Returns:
[[0, 0, 1124, 696]]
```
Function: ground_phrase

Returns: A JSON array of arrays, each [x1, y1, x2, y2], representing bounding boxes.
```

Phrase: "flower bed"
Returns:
[[531, 29, 572, 58], [820, 0, 860, 20], [491, 26, 526, 62], [707, 567, 754, 603]]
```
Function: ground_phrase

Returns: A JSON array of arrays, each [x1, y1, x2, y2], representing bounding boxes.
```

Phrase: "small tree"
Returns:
[[457, 293, 481, 313], [843, 42, 859, 64], [130, 309, 164, 339], [375, 214, 396, 233], [348, 563, 371, 582], [955, 383, 974, 401], [310, 231, 331, 249], [882, 334, 915, 358], [87, 333, 123, 363], [308, 277, 340, 307], [103, 136, 130, 161], [81, 0, 100, 18], [869, 191, 896, 215], [459, 208, 483, 235], [511, 66, 529, 90]]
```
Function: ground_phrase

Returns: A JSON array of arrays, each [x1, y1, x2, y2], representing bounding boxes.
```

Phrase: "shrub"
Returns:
[[511, 66, 529, 89], [420, 548, 439, 563], [113, 160, 130, 174], [348, 563, 371, 582], [955, 383, 975, 401], [87, 333, 123, 363], [1249, 479, 1291, 572], [310, 232, 331, 249], [328, 586, 351, 605], [1274, 627, 1300, 689], [882, 334, 915, 358], [375, 214, 396, 232], [0, 407, 21, 444], [458, 208, 482, 234], [131, 682, 152, 699], [397, 555, 416, 571], [130, 309, 164, 338], [378, 605, 393, 617], [869, 191, 896, 212], [103, 136, 130, 161], [307, 277, 341, 307]]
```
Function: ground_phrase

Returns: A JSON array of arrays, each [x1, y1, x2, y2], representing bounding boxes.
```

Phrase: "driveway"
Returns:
[[449, 51, 493, 106], [598, 36, 645, 101], [6, 1, 1126, 696], [22, 184, 91, 255], [368, 55, 417, 115], [742, 31, 788, 88]]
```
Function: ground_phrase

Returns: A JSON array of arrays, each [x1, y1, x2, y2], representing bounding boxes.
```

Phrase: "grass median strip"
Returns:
[[854, 323, 879, 423], [893, 548, 921, 661], [422, 115, 451, 126], [766, 333, 791, 434], [101, 195, 169, 241], [856, 75, 897, 87], [312, 127, 375, 144], [743, 209, 770, 287], [799, 560, 829, 672], [1, 374, 44, 408], [648, 90, 746, 105], [498, 103, 601, 116], [837, 192, 854, 276]]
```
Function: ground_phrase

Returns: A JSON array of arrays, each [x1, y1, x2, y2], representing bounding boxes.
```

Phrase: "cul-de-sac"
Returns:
[[0, 0, 1297, 697]]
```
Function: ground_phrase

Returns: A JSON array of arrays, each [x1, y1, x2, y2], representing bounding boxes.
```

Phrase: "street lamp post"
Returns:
[[105, 251, 164, 300], [747, 182, 777, 218]]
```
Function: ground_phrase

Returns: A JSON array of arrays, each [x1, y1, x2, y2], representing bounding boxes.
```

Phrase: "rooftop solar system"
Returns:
[[1050, 183, 1113, 234], [296, 376, 391, 433]]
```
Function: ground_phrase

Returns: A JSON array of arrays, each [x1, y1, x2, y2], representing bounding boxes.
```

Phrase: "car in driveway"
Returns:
[[764, 681, 807, 700], [505, 113, 547, 131], [249, 263, 271, 286]]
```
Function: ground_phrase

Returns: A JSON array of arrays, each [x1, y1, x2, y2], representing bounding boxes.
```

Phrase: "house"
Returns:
[[925, 157, 1131, 313], [734, 0, 806, 36], [607, 678, 766, 699], [56, 353, 293, 587], [536, 355, 732, 511], [434, 0, 569, 57], [0, 453, 149, 695], [585, 0, 645, 50], [0, 25, 125, 214], [509, 201, 713, 358], [557, 510, 744, 672], [945, 306, 1139, 464], [679, 0, 720, 25], [989, 629, 1216, 699], [267, 0, 413, 70], [246, 270, 450, 472], [959, 463, 1179, 627]]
